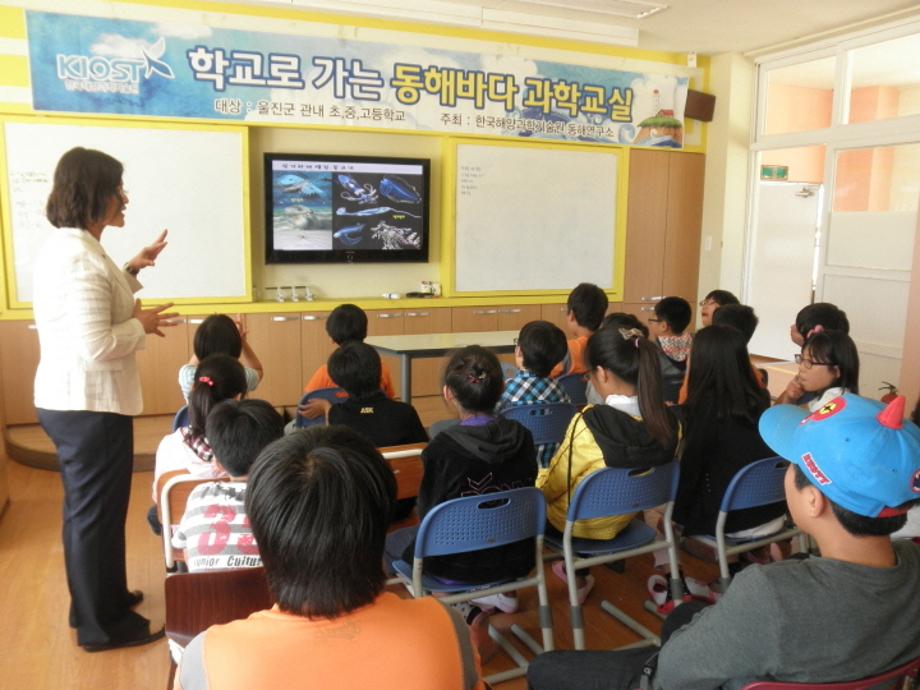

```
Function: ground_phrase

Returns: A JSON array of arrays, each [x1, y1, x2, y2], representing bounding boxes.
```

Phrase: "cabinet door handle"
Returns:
[[641, 295, 665, 302], [271, 316, 297, 322], [640, 306, 655, 312], [508, 308, 521, 313], [188, 318, 205, 325], [406, 311, 429, 318], [27, 324, 38, 330], [473, 309, 497, 316], [302, 314, 327, 321], [378, 312, 403, 319]]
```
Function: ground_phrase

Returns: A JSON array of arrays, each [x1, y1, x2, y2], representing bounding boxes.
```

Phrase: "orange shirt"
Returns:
[[550, 334, 590, 379], [304, 362, 396, 399], [175, 593, 484, 690]]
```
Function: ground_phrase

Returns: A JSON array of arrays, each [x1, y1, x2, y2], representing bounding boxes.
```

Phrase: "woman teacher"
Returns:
[[33, 147, 176, 651]]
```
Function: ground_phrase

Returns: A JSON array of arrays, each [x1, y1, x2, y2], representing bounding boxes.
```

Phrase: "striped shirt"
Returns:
[[171, 481, 261, 572]]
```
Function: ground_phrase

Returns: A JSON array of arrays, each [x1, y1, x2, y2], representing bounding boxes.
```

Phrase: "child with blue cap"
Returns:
[[527, 393, 920, 689]]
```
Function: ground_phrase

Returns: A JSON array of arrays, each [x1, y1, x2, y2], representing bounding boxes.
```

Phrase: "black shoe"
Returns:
[[81, 625, 165, 652], [147, 505, 162, 536]]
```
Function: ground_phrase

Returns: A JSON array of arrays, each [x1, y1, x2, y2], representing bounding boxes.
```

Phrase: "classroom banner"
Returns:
[[25, 10, 689, 148]]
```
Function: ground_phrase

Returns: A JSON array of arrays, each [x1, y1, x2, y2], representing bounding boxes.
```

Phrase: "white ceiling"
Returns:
[[213, 0, 920, 55]]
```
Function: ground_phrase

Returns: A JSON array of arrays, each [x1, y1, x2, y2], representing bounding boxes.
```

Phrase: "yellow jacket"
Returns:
[[537, 404, 679, 540]]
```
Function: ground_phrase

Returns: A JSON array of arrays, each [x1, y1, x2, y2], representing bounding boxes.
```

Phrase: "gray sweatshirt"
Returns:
[[655, 540, 920, 689]]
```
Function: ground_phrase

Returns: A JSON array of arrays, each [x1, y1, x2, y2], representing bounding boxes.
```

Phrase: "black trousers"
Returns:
[[526, 601, 709, 689], [38, 409, 146, 646]]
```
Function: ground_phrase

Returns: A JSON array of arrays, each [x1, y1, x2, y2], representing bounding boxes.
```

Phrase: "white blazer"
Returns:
[[33, 227, 147, 415]]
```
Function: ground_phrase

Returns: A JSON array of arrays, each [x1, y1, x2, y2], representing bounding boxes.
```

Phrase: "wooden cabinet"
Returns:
[[405, 308, 451, 398], [0, 321, 40, 425], [497, 304, 541, 331], [451, 306, 499, 332], [624, 150, 704, 307], [367, 310, 407, 399], [541, 303, 570, 332], [245, 313, 303, 407], [619, 302, 658, 328], [300, 312, 334, 400], [135, 318, 189, 415]]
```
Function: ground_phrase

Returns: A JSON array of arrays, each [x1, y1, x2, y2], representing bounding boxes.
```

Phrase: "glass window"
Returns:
[[848, 33, 920, 124], [763, 57, 835, 135]]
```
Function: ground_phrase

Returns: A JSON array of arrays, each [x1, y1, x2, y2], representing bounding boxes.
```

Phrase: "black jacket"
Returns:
[[408, 418, 537, 584]]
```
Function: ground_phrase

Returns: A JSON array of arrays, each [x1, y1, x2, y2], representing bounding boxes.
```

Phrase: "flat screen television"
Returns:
[[264, 153, 430, 264]]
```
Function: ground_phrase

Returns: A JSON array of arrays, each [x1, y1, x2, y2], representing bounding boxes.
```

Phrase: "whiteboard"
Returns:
[[454, 142, 618, 292], [3, 121, 247, 303]]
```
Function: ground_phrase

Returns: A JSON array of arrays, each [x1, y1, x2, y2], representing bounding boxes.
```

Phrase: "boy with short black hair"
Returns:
[[326, 341, 428, 447], [171, 399, 284, 572], [791, 301, 850, 346], [649, 296, 693, 403], [527, 392, 920, 689], [699, 288, 739, 327], [712, 303, 758, 344], [552, 283, 609, 378], [497, 320, 572, 466]]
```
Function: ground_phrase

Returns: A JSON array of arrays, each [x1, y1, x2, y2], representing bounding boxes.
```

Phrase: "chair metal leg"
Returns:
[[600, 599, 661, 645]]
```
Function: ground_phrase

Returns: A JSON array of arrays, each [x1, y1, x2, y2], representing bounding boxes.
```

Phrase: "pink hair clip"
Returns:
[[198, 376, 214, 387]]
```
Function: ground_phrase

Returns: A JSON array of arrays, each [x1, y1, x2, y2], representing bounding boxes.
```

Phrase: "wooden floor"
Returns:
[[0, 453, 719, 690]]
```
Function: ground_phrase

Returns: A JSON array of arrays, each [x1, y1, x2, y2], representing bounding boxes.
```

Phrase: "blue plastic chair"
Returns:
[[172, 405, 189, 432], [690, 457, 800, 591], [544, 461, 682, 650], [501, 402, 576, 460], [392, 487, 553, 683], [293, 387, 348, 428], [556, 373, 588, 407]]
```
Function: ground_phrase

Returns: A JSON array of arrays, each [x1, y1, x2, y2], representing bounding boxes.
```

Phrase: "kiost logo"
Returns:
[[55, 37, 174, 95]]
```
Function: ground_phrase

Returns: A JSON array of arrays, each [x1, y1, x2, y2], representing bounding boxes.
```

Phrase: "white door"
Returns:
[[747, 181, 822, 360]]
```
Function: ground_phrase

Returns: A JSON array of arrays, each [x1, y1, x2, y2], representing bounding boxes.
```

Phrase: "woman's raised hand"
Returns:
[[133, 299, 179, 337]]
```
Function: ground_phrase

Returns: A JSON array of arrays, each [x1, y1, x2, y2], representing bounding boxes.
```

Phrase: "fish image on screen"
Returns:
[[265, 154, 430, 264]]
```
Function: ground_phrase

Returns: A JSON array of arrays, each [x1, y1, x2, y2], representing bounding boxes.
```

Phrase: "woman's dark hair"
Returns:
[[803, 329, 860, 395], [795, 303, 850, 339], [193, 314, 243, 360], [326, 304, 368, 345], [566, 283, 608, 331], [601, 312, 649, 339], [205, 399, 284, 477], [711, 304, 759, 344], [443, 345, 504, 413], [328, 341, 381, 399], [188, 354, 247, 443], [703, 289, 740, 307], [586, 327, 674, 449], [792, 465, 914, 536], [517, 320, 568, 378], [245, 426, 396, 618], [685, 325, 768, 426], [46, 147, 124, 230], [654, 297, 692, 334]]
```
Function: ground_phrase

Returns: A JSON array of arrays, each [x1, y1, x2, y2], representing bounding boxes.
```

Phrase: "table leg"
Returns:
[[400, 353, 412, 405]]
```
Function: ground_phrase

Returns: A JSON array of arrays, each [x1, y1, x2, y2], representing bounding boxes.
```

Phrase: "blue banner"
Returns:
[[26, 11, 689, 148]]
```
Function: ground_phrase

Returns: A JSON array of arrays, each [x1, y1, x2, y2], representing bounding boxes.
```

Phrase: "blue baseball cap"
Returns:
[[759, 393, 920, 518]]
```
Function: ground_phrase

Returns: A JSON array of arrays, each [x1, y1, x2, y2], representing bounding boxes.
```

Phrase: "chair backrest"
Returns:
[[294, 387, 348, 428], [567, 461, 680, 522], [501, 402, 577, 446], [557, 373, 588, 406], [414, 487, 546, 559], [720, 456, 789, 513], [172, 405, 189, 432], [380, 442, 426, 501], [157, 470, 231, 565], [165, 567, 272, 648], [742, 655, 920, 690]]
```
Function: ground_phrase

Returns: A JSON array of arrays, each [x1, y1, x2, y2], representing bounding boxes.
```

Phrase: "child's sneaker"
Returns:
[[471, 592, 519, 613], [647, 574, 693, 615], [551, 560, 595, 605]]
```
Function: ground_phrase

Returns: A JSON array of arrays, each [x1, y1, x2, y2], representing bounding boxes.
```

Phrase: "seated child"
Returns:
[[154, 354, 247, 500], [527, 392, 920, 689], [551, 283, 608, 378], [698, 288, 739, 327], [497, 320, 572, 467], [299, 303, 396, 421], [539, 327, 679, 603], [178, 314, 262, 401], [176, 426, 485, 690], [385, 346, 537, 622], [790, 301, 850, 348], [586, 312, 648, 405], [171, 399, 284, 572], [649, 296, 693, 403], [327, 341, 428, 447], [777, 329, 859, 409]]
